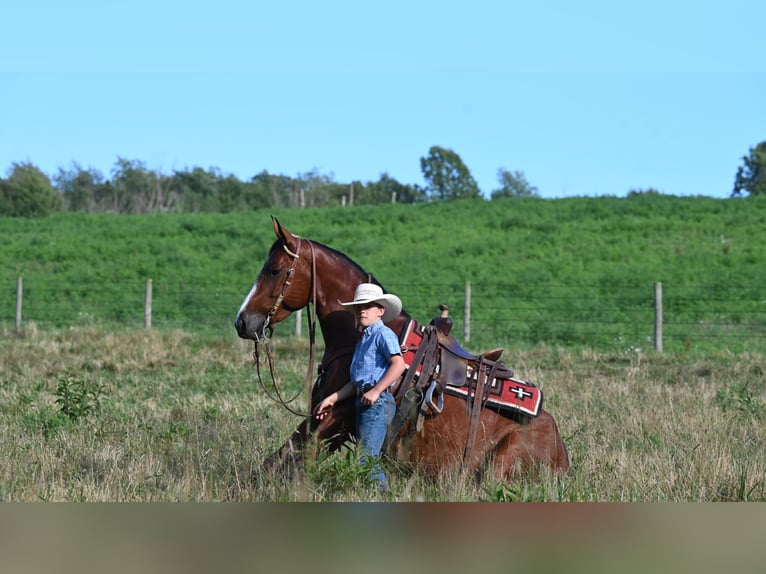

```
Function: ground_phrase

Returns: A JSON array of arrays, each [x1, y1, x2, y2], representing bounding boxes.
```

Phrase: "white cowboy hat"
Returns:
[[339, 283, 402, 323]]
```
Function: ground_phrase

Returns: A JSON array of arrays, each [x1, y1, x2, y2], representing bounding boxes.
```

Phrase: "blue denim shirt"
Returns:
[[350, 320, 402, 389]]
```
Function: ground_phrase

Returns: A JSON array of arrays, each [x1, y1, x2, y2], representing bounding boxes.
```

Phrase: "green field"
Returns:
[[2, 195, 766, 352]]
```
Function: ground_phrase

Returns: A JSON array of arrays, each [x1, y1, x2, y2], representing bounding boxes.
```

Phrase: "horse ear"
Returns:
[[271, 216, 299, 253], [271, 216, 282, 238]]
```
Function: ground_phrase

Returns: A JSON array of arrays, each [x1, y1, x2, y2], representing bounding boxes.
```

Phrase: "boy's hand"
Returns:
[[314, 396, 335, 420], [361, 388, 381, 407]]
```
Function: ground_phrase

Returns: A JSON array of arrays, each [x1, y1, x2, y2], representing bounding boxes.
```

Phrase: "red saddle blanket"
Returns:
[[443, 373, 542, 418], [399, 320, 542, 418]]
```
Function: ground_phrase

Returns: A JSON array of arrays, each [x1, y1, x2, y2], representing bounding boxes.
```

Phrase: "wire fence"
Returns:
[[3, 277, 765, 354]]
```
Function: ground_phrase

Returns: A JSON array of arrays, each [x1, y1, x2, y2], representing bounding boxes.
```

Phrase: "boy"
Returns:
[[314, 283, 406, 491]]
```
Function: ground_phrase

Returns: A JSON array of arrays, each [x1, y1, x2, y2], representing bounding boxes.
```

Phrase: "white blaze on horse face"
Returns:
[[237, 280, 260, 319]]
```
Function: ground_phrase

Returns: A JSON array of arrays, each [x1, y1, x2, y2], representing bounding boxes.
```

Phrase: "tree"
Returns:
[[250, 170, 293, 209], [627, 187, 662, 197], [216, 173, 247, 212], [0, 162, 61, 217], [359, 172, 426, 204], [169, 167, 222, 212], [295, 168, 338, 207], [420, 145, 482, 201], [732, 141, 766, 197], [110, 158, 177, 213], [491, 168, 539, 199], [54, 163, 108, 212]]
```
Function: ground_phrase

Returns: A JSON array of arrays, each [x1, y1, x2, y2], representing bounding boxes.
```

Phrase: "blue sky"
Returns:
[[1, 1, 764, 199]]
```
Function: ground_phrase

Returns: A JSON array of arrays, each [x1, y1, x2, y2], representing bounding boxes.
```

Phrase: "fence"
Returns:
[[4, 277, 765, 353]]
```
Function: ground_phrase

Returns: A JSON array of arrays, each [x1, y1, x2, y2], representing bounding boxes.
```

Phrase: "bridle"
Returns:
[[251, 237, 302, 343], [252, 236, 318, 418]]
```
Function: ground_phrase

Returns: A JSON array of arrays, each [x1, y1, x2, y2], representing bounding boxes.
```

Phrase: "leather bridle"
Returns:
[[252, 236, 318, 418], [255, 237, 302, 342]]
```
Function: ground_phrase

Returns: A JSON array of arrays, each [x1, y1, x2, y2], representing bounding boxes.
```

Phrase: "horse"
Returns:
[[234, 217, 569, 482]]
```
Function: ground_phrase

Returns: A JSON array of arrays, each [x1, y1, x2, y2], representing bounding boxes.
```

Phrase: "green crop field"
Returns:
[[3, 194, 766, 352], [1, 195, 765, 501]]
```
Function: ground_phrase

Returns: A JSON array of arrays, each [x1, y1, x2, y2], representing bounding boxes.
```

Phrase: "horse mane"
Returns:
[[272, 236, 392, 294], [312, 239, 411, 318]]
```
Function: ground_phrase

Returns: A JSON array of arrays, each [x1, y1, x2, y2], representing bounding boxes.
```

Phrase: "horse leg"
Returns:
[[488, 412, 570, 481], [262, 419, 311, 480], [261, 399, 357, 480]]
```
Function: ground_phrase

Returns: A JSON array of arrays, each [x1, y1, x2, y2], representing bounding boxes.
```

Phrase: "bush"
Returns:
[[0, 162, 61, 217]]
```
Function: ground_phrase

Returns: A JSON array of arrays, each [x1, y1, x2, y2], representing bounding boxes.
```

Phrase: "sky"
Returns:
[[1, 1, 764, 199]]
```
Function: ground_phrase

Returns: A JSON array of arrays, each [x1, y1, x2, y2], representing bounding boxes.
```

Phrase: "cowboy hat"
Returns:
[[339, 283, 402, 323]]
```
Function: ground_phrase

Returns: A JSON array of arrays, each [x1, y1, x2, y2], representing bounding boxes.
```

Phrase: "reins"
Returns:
[[251, 238, 318, 419]]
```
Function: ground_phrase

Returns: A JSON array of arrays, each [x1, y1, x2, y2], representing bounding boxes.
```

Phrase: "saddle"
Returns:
[[427, 314, 504, 364], [387, 317, 543, 464]]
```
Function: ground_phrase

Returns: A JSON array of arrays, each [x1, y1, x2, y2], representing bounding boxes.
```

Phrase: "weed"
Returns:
[[715, 382, 763, 420], [307, 445, 379, 496], [21, 409, 71, 439], [54, 373, 105, 421], [481, 481, 550, 502]]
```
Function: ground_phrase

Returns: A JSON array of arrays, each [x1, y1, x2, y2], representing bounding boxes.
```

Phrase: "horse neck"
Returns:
[[310, 246, 369, 353], [309, 244, 410, 353]]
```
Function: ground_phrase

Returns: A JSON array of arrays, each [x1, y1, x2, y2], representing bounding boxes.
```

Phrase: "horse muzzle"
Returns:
[[234, 311, 269, 341]]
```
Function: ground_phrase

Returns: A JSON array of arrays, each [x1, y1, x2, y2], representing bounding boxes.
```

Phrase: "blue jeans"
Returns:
[[355, 391, 395, 491]]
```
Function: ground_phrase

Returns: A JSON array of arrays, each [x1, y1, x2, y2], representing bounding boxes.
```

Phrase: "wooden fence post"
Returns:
[[464, 280, 471, 343], [654, 281, 663, 352], [16, 277, 23, 329], [145, 279, 153, 330]]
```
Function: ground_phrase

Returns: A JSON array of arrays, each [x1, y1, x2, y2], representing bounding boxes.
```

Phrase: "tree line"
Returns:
[[2, 141, 763, 217], [0, 145, 542, 217]]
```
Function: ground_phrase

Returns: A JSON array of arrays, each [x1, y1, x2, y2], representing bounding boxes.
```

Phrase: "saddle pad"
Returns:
[[399, 319, 426, 374], [444, 375, 543, 418], [399, 320, 542, 418]]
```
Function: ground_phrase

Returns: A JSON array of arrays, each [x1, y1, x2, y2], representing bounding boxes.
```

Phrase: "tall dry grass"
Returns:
[[1, 326, 763, 501]]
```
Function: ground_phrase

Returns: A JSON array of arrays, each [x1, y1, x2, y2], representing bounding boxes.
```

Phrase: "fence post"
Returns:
[[145, 279, 153, 330], [16, 277, 23, 329], [464, 280, 471, 343], [654, 281, 663, 352], [295, 308, 302, 337]]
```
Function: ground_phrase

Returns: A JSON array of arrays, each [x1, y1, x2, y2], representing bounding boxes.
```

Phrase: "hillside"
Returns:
[[2, 194, 765, 352]]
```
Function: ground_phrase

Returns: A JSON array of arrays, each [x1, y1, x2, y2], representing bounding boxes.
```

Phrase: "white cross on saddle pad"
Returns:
[[444, 375, 543, 418]]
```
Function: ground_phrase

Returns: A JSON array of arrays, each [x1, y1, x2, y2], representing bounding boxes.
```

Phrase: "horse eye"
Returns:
[[268, 268, 281, 277]]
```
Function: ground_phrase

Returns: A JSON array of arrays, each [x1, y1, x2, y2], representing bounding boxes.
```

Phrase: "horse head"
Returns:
[[234, 217, 313, 341]]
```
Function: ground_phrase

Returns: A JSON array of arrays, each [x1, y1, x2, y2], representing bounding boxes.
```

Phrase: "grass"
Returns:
[[1, 325, 763, 501]]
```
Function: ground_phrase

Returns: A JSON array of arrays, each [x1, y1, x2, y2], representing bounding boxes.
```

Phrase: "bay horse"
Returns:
[[234, 217, 569, 482]]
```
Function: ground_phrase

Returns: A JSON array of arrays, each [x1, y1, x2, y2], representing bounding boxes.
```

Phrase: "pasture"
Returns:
[[1, 325, 763, 501], [1, 196, 764, 500]]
